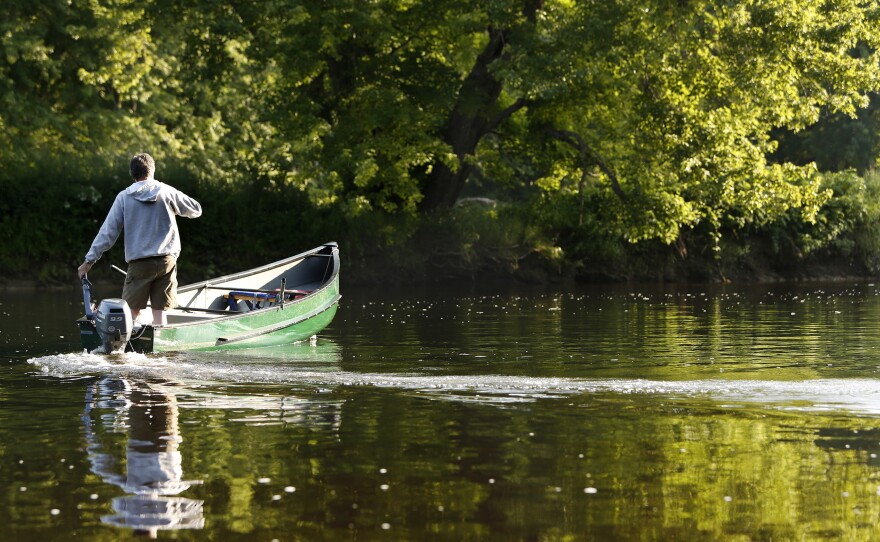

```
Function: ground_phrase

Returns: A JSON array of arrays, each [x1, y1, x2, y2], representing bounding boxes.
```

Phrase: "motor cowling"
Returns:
[[95, 298, 133, 353]]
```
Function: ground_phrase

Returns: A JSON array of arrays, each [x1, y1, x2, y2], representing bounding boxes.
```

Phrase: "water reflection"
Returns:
[[83, 377, 204, 536], [327, 283, 880, 381], [14, 283, 880, 540]]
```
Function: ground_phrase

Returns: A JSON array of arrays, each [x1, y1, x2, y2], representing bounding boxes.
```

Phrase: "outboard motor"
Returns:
[[94, 298, 134, 354], [80, 276, 136, 354]]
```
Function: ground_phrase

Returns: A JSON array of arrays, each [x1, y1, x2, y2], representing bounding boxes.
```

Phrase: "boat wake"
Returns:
[[29, 351, 179, 375], [26, 351, 880, 414]]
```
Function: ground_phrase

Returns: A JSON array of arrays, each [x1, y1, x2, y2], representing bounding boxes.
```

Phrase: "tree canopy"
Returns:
[[3, 0, 880, 247]]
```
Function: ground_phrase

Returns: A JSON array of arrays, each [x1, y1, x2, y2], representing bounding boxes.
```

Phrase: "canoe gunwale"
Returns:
[[166, 243, 339, 330], [177, 244, 332, 298]]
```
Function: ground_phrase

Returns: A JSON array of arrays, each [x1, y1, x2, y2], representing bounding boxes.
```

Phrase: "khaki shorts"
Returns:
[[122, 255, 178, 311]]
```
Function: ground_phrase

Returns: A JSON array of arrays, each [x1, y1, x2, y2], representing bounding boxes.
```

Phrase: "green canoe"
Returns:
[[78, 243, 341, 353]]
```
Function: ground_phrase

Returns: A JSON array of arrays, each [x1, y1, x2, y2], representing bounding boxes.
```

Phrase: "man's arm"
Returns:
[[78, 194, 124, 277], [169, 188, 202, 218]]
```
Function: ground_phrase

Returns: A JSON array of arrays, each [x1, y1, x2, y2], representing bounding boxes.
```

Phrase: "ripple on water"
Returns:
[[25, 353, 880, 414]]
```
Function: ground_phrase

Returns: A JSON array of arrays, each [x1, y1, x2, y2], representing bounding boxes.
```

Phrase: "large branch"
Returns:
[[486, 98, 529, 133], [549, 129, 627, 202]]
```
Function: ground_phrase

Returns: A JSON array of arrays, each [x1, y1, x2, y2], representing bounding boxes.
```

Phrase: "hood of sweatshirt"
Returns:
[[126, 179, 162, 202]]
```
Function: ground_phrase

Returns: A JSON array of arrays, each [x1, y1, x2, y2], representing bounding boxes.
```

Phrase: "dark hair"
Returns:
[[130, 153, 155, 181]]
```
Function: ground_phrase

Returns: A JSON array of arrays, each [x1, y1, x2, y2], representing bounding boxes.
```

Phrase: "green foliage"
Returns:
[[3, 1, 880, 282], [0, 157, 120, 280], [522, 0, 880, 243], [772, 95, 880, 173], [796, 170, 880, 272], [702, 169, 880, 277]]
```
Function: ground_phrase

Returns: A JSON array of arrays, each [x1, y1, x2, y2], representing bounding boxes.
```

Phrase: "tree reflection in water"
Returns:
[[83, 377, 204, 537]]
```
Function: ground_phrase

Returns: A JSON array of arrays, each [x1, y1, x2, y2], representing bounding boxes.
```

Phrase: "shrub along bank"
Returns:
[[2, 162, 879, 286]]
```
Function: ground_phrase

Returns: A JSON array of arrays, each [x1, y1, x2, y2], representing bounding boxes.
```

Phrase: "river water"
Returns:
[[4, 280, 880, 540]]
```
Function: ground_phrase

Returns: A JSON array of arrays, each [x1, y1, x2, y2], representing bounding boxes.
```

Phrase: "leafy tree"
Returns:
[[491, 0, 880, 243], [3, 0, 880, 255], [232, 0, 880, 246]]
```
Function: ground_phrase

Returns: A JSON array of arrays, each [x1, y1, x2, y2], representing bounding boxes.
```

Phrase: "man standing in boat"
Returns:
[[77, 153, 202, 326]]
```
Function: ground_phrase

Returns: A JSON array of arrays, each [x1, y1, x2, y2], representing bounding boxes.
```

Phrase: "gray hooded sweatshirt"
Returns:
[[85, 179, 202, 264]]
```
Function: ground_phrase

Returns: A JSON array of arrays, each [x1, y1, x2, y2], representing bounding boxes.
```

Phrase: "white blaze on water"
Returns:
[[23, 351, 880, 414]]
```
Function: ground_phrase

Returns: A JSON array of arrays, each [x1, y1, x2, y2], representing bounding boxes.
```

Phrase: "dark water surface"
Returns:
[[4, 281, 880, 540]]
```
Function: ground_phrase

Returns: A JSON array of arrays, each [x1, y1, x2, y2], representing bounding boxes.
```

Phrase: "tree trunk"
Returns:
[[419, 29, 507, 212], [420, 1, 542, 212]]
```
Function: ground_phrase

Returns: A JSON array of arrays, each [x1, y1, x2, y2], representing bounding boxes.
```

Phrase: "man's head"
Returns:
[[130, 153, 156, 181]]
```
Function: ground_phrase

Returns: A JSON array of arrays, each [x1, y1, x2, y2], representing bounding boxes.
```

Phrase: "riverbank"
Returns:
[[3, 244, 876, 292], [334, 238, 877, 287]]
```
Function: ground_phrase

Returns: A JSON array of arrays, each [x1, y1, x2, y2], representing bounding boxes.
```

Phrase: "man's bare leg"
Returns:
[[129, 308, 164, 326], [152, 309, 166, 326]]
